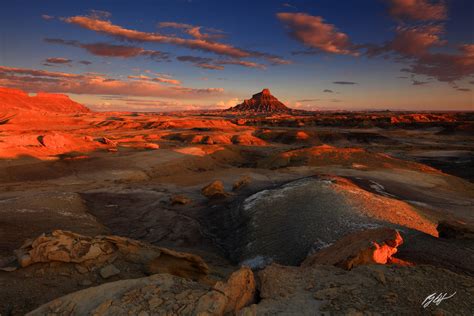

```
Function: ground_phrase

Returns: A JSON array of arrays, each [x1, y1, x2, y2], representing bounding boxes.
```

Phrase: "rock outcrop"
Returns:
[[13, 230, 209, 281], [302, 228, 403, 270], [28, 267, 256, 316], [227, 89, 290, 113], [205, 176, 436, 266]]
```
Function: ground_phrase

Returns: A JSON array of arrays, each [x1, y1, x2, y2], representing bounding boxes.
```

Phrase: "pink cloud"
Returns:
[[366, 25, 445, 57], [62, 14, 290, 65], [158, 22, 225, 41], [389, 25, 445, 56], [41, 14, 55, 20], [176, 55, 265, 70], [45, 57, 72, 64], [128, 74, 182, 85], [401, 44, 474, 82], [0, 66, 223, 99], [277, 12, 358, 56], [386, 0, 447, 21], [64, 16, 250, 58], [217, 59, 266, 69], [196, 63, 225, 70], [362, 23, 473, 83], [44, 39, 170, 61]]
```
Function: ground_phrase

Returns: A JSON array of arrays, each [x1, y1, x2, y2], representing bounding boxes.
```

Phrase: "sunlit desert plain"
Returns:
[[0, 86, 473, 315]]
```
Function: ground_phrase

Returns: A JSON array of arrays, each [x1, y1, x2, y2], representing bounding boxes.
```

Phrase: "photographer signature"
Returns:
[[422, 292, 456, 308]]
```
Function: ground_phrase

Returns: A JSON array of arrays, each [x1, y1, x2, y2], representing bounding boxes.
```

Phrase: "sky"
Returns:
[[0, 0, 473, 111]]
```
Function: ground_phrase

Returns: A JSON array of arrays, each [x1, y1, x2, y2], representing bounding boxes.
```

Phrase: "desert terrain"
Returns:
[[0, 87, 473, 315]]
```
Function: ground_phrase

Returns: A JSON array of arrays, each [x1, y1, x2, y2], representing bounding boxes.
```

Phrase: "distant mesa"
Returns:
[[227, 88, 290, 113], [0, 86, 90, 113]]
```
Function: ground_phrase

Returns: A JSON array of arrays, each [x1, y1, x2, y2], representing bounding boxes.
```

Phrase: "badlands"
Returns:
[[0, 87, 473, 315]]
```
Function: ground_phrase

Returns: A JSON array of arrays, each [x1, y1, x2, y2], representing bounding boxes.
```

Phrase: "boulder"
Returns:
[[437, 220, 474, 240], [232, 176, 252, 191], [201, 180, 229, 199], [143, 142, 159, 149], [14, 230, 209, 281], [214, 267, 256, 314], [302, 228, 403, 270], [170, 194, 192, 205], [97, 137, 117, 146]]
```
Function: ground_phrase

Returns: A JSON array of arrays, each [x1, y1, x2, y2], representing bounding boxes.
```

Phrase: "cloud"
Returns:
[[0, 65, 223, 99], [198, 64, 226, 70], [386, 0, 447, 21], [127, 74, 182, 85], [277, 12, 358, 55], [176, 55, 266, 70], [361, 15, 473, 84], [87, 10, 112, 20], [78, 60, 92, 65], [62, 14, 289, 64], [400, 44, 474, 82], [158, 22, 225, 41], [365, 25, 445, 58], [282, 3, 297, 9], [64, 15, 250, 58], [41, 14, 54, 20], [96, 95, 219, 112], [45, 57, 72, 64], [333, 81, 357, 85], [412, 79, 429, 85], [0, 66, 84, 79], [456, 87, 471, 92], [216, 98, 241, 108], [44, 38, 170, 61], [217, 59, 266, 69], [323, 89, 333, 93], [296, 99, 320, 102]]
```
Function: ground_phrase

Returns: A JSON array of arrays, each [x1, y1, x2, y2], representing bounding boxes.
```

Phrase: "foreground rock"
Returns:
[[302, 228, 403, 270], [170, 194, 192, 205], [13, 230, 209, 281], [28, 267, 255, 316], [243, 263, 474, 315]]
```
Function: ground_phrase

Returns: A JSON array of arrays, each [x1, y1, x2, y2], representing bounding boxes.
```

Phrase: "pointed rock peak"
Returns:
[[227, 88, 291, 113]]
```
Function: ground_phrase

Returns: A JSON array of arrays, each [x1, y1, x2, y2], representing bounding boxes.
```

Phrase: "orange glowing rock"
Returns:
[[302, 228, 403, 270]]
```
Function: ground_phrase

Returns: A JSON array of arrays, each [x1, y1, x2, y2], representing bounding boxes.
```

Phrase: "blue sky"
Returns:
[[0, 0, 472, 111]]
